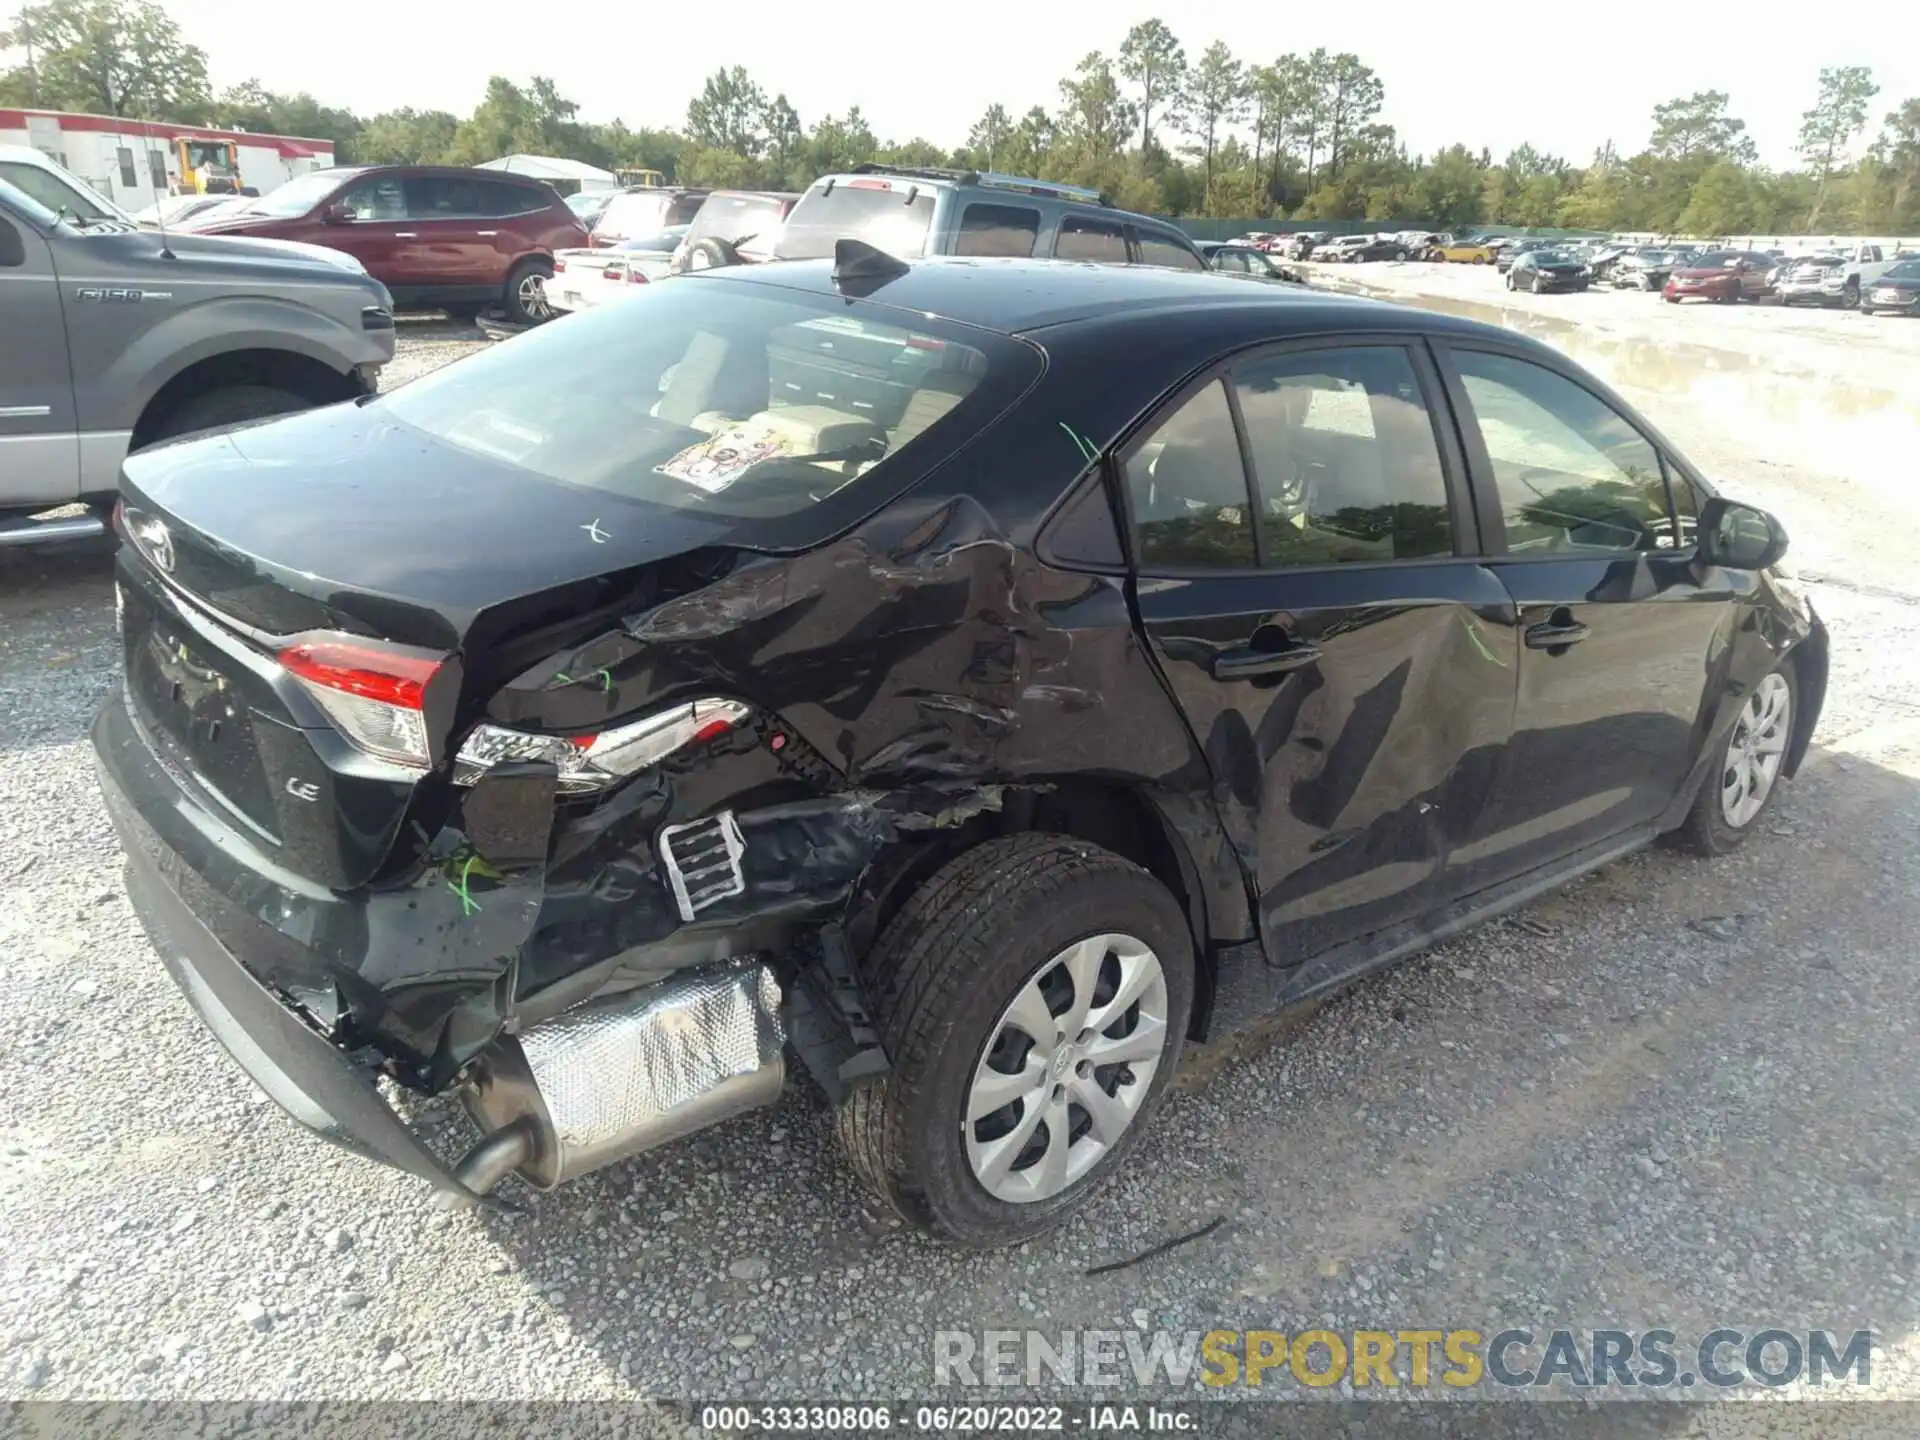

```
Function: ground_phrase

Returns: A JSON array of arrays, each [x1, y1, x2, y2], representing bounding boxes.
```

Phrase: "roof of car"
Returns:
[[703, 255, 1508, 340]]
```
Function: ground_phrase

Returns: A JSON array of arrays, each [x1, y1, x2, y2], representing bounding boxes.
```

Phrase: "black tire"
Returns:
[[683, 237, 743, 273], [1665, 294, 1681, 304], [502, 257, 554, 326], [1841, 278, 1860, 310], [150, 384, 309, 444], [1670, 663, 1797, 856], [836, 834, 1194, 1247], [1530, 273, 1544, 294]]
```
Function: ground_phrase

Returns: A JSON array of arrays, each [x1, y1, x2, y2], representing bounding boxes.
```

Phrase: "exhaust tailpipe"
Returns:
[[444, 960, 784, 1201]]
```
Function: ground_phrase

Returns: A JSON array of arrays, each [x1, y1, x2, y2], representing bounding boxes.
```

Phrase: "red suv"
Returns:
[[185, 165, 588, 324]]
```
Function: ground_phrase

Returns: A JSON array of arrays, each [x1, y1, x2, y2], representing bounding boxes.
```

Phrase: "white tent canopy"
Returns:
[[476, 154, 618, 191]]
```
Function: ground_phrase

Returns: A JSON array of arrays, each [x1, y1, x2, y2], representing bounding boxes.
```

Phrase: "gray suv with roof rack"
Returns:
[[770, 164, 1207, 271]]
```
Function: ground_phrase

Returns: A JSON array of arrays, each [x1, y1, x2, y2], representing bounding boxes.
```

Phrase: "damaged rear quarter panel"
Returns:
[[483, 357, 1267, 1023]]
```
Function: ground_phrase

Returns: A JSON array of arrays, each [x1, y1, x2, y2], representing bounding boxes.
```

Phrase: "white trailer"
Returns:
[[0, 107, 334, 213]]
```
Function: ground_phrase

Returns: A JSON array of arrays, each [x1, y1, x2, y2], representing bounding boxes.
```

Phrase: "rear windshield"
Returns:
[[600, 191, 705, 235], [775, 179, 937, 261], [376, 276, 1040, 536], [687, 194, 791, 259]]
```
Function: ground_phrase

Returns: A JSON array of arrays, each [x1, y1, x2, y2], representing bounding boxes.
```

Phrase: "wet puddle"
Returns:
[[1323, 276, 1920, 486]]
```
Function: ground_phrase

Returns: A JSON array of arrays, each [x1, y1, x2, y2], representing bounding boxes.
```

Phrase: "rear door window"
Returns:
[[954, 202, 1039, 258], [1231, 346, 1456, 566], [774, 178, 937, 260], [1135, 230, 1205, 271], [403, 175, 488, 218], [1055, 215, 1129, 264]]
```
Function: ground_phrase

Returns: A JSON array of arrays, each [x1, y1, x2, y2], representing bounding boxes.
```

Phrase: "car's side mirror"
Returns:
[[1698, 497, 1788, 571], [321, 204, 355, 225]]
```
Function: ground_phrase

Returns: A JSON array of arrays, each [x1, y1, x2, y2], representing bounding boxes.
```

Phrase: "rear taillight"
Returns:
[[453, 698, 749, 795], [603, 263, 625, 280], [553, 257, 567, 273], [279, 638, 443, 769], [627, 268, 648, 285]]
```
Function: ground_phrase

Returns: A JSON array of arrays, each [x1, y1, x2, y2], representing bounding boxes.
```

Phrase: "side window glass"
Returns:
[[148, 149, 166, 189], [405, 176, 484, 217], [1136, 232, 1206, 271], [1121, 380, 1255, 569], [339, 176, 406, 220], [117, 147, 137, 188], [1232, 347, 1455, 566], [1044, 475, 1125, 568], [1453, 350, 1673, 554], [955, 203, 1039, 258], [1055, 215, 1129, 264], [1215, 250, 1246, 273]]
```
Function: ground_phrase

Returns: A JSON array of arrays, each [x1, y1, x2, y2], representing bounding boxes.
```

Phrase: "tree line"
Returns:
[[3, 0, 1916, 235]]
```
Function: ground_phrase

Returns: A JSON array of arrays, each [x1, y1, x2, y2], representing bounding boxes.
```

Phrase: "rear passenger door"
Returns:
[[1122, 339, 1516, 970], [1436, 343, 1731, 883]]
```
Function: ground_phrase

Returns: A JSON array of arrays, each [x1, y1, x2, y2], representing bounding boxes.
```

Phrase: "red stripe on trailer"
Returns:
[[0, 108, 335, 161]]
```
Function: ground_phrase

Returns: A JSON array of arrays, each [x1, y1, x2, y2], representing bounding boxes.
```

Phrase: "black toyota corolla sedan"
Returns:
[[1508, 247, 1591, 293], [95, 249, 1825, 1247]]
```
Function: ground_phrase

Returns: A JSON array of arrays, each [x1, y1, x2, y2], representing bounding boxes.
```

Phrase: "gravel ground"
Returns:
[[2, 302, 1917, 1422]]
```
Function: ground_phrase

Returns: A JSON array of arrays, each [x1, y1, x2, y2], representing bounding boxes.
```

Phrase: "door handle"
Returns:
[[475, 230, 499, 237], [393, 231, 418, 238], [1524, 608, 1591, 651], [1211, 641, 1322, 680]]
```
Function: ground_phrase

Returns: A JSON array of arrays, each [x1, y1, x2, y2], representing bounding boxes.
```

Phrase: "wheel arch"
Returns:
[[131, 348, 362, 452], [845, 777, 1254, 1040]]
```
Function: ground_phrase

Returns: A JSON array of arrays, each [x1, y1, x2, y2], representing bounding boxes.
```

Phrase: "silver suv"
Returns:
[[0, 158, 396, 547], [771, 165, 1207, 271]]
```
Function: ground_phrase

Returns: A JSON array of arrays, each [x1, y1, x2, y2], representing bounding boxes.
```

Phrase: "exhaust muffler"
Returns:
[[444, 960, 784, 1199]]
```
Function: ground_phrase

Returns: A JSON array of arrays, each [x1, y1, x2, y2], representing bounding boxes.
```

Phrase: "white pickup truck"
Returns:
[[1775, 242, 1899, 309]]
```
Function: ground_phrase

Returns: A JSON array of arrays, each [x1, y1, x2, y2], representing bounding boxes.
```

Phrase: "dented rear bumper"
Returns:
[[93, 684, 920, 1194]]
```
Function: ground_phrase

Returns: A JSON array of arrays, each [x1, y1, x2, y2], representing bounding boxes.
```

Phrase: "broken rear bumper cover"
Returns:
[[91, 690, 859, 1200]]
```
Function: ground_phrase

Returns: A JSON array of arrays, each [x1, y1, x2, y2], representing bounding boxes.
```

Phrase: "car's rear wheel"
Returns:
[[151, 384, 309, 444], [1672, 666, 1796, 855], [502, 258, 554, 326], [1842, 278, 1860, 309], [836, 834, 1193, 1247], [1530, 273, 1545, 294]]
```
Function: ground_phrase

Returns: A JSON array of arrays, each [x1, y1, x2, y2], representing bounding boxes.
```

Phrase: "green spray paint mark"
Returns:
[[596, 668, 613, 692], [1462, 616, 1509, 668], [445, 853, 482, 917], [1058, 422, 1098, 463]]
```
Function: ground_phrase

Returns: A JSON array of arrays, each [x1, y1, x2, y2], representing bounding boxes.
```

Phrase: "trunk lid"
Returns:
[[119, 400, 733, 650], [116, 401, 735, 889]]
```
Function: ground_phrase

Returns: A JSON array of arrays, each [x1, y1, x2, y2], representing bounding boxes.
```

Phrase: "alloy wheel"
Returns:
[[1721, 672, 1792, 828], [519, 271, 552, 322], [963, 933, 1169, 1204]]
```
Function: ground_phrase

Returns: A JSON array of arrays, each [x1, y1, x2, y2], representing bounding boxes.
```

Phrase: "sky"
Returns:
[[89, 2, 1920, 168]]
